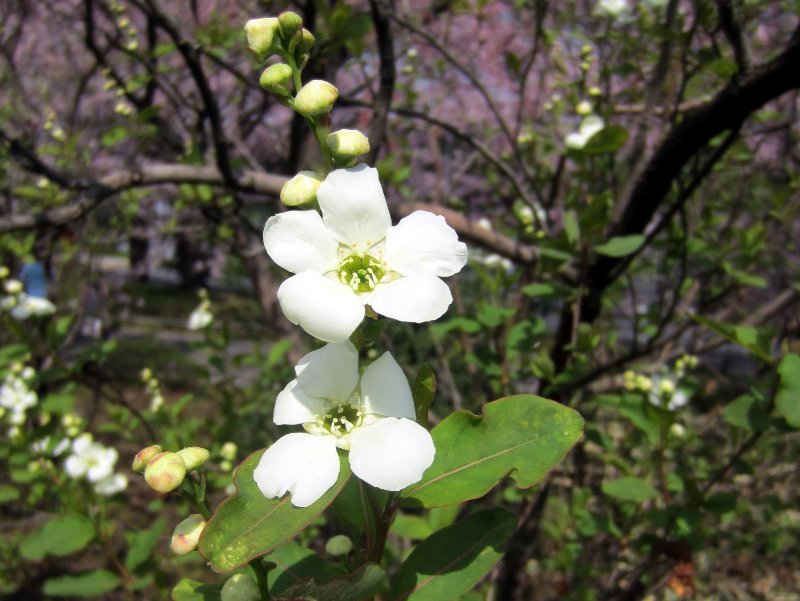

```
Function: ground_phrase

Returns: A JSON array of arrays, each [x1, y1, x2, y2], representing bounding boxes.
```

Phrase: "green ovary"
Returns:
[[320, 403, 363, 436], [338, 253, 384, 293]]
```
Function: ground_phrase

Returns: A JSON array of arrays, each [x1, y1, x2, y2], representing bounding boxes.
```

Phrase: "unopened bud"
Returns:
[[245, 17, 281, 59], [221, 574, 260, 601], [260, 63, 293, 94], [170, 514, 206, 555], [658, 379, 675, 397], [144, 451, 186, 493], [296, 28, 315, 54], [278, 11, 303, 40], [132, 444, 162, 472], [293, 80, 337, 117], [280, 171, 323, 207], [220, 441, 237, 461], [327, 129, 370, 160], [589, 86, 602, 97], [177, 446, 210, 471], [4, 279, 22, 294], [576, 100, 592, 116], [0, 266, 9, 279], [325, 534, 353, 556]]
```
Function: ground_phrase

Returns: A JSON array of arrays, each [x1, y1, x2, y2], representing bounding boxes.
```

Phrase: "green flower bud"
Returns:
[[132, 444, 162, 473], [0, 266, 9, 279], [280, 171, 323, 207], [325, 534, 353, 556], [293, 80, 337, 117], [296, 28, 315, 54], [144, 451, 186, 493], [278, 11, 303, 40], [245, 17, 281, 59], [220, 441, 237, 461], [170, 514, 206, 555], [221, 574, 260, 601], [4, 279, 22, 294], [260, 63, 293, 94], [177, 446, 210, 471], [326, 129, 370, 159], [576, 100, 592, 116]]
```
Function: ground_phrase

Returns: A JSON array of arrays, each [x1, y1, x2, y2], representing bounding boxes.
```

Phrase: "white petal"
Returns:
[[295, 341, 359, 402], [72, 434, 93, 454], [361, 352, 415, 420], [564, 132, 586, 149], [385, 211, 468, 277], [263, 210, 339, 275], [253, 433, 340, 507], [349, 418, 435, 491], [579, 115, 605, 140], [273, 379, 326, 425], [317, 165, 391, 250], [277, 272, 365, 342], [368, 273, 453, 323], [64, 455, 86, 479]]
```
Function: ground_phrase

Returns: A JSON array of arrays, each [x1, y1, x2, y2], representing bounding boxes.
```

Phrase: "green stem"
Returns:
[[360, 480, 392, 563], [251, 558, 271, 600]]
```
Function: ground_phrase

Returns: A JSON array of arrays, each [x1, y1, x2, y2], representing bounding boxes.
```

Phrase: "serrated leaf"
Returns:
[[412, 365, 436, 427], [171, 578, 222, 601], [401, 395, 583, 508], [775, 353, 800, 428], [594, 235, 645, 257], [387, 509, 515, 601], [276, 563, 387, 601], [43, 570, 121, 597], [198, 450, 351, 573], [602, 477, 657, 504], [20, 514, 96, 560]]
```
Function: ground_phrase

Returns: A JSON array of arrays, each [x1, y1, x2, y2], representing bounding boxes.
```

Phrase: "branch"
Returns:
[[367, 0, 396, 164]]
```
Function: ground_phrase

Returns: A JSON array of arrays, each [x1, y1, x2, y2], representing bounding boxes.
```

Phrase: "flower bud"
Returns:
[[144, 451, 186, 492], [177, 446, 210, 471], [296, 28, 315, 54], [260, 63, 293, 94], [280, 171, 323, 207], [278, 11, 303, 40], [326, 129, 370, 159], [170, 514, 206, 555], [220, 441, 237, 461], [132, 444, 162, 473], [0, 266, 9, 279], [576, 100, 592, 116], [245, 17, 281, 59], [658, 379, 675, 397], [293, 80, 337, 117], [221, 574, 260, 601], [4, 279, 22, 294], [325, 534, 353, 556]]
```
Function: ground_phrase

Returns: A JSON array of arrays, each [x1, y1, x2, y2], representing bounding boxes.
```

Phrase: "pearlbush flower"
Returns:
[[565, 115, 605, 150], [0, 373, 38, 425], [263, 165, 468, 342], [254, 341, 435, 507], [65, 434, 118, 483]]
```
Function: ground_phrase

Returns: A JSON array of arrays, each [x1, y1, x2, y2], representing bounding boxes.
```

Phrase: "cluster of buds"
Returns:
[[0, 277, 56, 321], [674, 354, 698, 377], [186, 288, 214, 330], [140, 367, 164, 411], [42, 107, 66, 142], [133, 444, 209, 493], [219, 441, 237, 472], [0, 362, 38, 427], [65, 433, 128, 496], [624, 367, 691, 412]]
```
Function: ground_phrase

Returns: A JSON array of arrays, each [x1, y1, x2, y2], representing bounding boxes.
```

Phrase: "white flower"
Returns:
[[648, 376, 689, 411], [0, 376, 37, 424], [93, 473, 128, 496], [64, 434, 118, 483], [565, 115, 605, 150], [254, 341, 435, 507], [596, 0, 630, 18], [263, 165, 468, 342], [9, 294, 55, 320], [187, 304, 213, 330]]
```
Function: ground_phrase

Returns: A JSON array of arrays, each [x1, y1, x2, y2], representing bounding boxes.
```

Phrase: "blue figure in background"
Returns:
[[19, 260, 48, 299]]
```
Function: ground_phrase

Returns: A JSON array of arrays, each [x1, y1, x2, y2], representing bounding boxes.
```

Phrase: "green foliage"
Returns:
[[20, 514, 96, 560], [775, 353, 800, 428], [593, 235, 645, 257], [275, 563, 387, 601], [601, 477, 657, 504], [171, 579, 222, 601], [43, 570, 121, 597]]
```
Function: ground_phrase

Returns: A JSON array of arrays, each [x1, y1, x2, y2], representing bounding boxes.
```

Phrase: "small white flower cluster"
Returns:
[[64, 433, 128, 496], [0, 364, 38, 426], [186, 289, 214, 330], [0, 278, 56, 320], [140, 367, 164, 411], [565, 115, 605, 150], [624, 355, 697, 411]]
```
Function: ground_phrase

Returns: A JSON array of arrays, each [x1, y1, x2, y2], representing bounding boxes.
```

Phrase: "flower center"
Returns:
[[319, 403, 363, 436], [338, 253, 384, 293]]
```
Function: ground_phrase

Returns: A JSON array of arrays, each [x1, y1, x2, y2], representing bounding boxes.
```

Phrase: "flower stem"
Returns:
[[251, 557, 272, 600], [360, 480, 393, 563]]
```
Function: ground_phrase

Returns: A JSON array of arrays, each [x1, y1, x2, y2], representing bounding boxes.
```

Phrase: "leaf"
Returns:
[[391, 514, 434, 540], [582, 125, 629, 154], [401, 395, 583, 508], [198, 450, 351, 573], [691, 315, 773, 364], [386, 509, 515, 601], [775, 353, 800, 428], [0, 485, 20, 503], [43, 570, 121, 597], [20, 514, 96, 560], [412, 365, 436, 427], [267, 541, 338, 595], [593, 235, 645, 258], [276, 563, 387, 601], [125, 517, 166, 572], [171, 578, 222, 601], [602, 477, 657, 504], [521, 283, 563, 298], [563, 210, 580, 247], [723, 394, 771, 432]]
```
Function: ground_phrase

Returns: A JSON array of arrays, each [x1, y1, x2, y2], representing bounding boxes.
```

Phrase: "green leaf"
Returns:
[[563, 210, 580, 247], [125, 517, 166, 572], [387, 509, 515, 601], [391, 514, 434, 540], [171, 578, 222, 601], [268, 541, 338, 595], [602, 477, 657, 504], [199, 450, 351, 573], [43, 570, 121, 597], [775, 353, 800, 428], [412, 365, 436, 427], [723, 394, 771, 432], [276, 563, 387, 601], [401, 395, 583, 508], [20, 514, 96, 560], [521, 283, 564, 298], [0, 485, 20, 503], [691, 315, 773, 364], [582, 125, 629, 154], [593, 235, 645, 258]]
